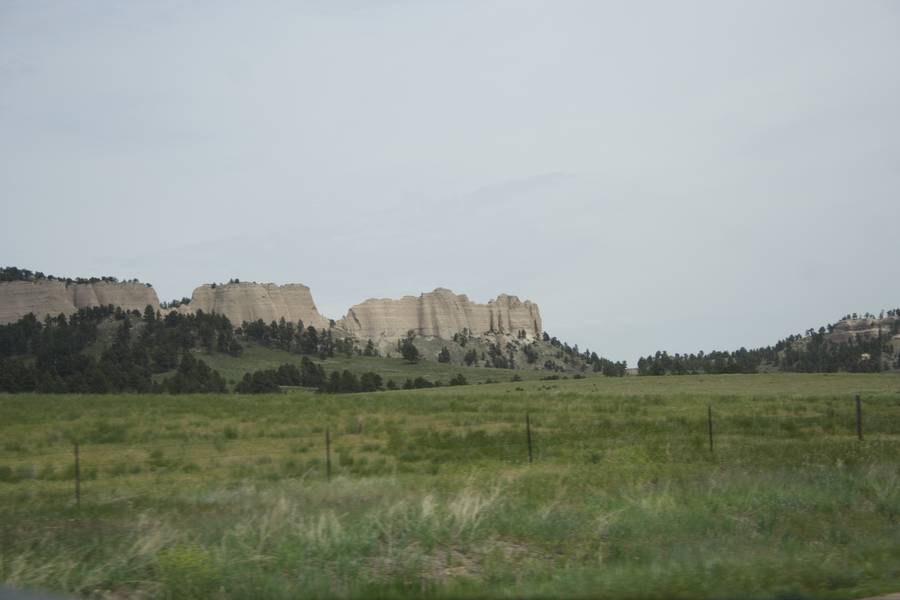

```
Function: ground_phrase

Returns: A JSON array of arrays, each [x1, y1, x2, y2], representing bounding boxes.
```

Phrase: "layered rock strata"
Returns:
[[0, 280, 161, 324], [180, 283, 330, 329], [0, 279, 541, 344], [828, 316, 899, 344], [338, 287, 542, 342]]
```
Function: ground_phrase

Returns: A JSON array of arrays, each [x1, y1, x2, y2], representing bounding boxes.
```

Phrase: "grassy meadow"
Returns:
[[1, 373, 900, 599]]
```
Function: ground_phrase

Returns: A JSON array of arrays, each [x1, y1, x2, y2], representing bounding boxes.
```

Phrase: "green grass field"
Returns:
[[2, 373, 900, 599]]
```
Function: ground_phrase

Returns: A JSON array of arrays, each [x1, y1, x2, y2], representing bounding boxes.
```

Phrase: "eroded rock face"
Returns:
[[828, 316, 899, 344], [338, 287, 542, 342], [181, 283, 330, 329], [1, 279, 541, 343], [0, 280, 160, 324]]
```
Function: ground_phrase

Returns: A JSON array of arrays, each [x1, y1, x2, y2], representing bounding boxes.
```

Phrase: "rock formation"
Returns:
[[180, 282, 330, 329], [337, 287, 542, 342], [0, 280, 161, 324], [0, 276, 540, 343], [827, 316, 898, 344]]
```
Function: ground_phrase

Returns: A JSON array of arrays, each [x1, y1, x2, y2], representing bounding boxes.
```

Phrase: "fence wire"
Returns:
[[2, 397, 899, 505]]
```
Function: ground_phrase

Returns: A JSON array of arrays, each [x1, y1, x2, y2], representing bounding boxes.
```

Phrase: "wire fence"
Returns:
[[1, 393, 899, 506]]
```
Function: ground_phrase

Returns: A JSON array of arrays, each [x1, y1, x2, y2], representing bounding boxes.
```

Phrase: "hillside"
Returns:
[[638, 309, 900, 375], [0, 267, 625, 394], [192, 343, 556, 388], [0, 304, 616, 394]]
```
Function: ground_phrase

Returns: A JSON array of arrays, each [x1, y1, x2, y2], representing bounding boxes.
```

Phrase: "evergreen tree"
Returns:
[[437, 346, 451, 363], [399, 334, 421, 363]]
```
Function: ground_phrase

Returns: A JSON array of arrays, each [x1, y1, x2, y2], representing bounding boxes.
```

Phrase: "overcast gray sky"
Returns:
[[2, 1, 899, 364]]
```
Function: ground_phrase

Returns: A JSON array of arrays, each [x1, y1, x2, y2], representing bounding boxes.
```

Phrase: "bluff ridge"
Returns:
[[337, 287, 542, 342], [180, 283, 330, 330], [0, 280, 161, 324], [0, 278, 542, 343]]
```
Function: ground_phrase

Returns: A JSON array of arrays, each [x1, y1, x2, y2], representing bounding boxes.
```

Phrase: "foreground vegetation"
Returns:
[[2, 373, 900, 598]]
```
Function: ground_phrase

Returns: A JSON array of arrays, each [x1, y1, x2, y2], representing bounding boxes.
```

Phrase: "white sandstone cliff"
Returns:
[[1, 278, 542, 345], [179, 282, 330, 329], [0, 280, 161, 324], [337, 287, 542, 342]]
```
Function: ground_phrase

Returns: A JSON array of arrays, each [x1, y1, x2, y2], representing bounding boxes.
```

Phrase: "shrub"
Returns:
[[449, 374, 468, 386]]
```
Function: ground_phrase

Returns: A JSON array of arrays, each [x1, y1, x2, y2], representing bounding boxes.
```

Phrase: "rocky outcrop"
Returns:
[[338, 287, 542, 342], [0, 280, 160, 324], [1, 277, 541, 343], [828, 316, 899, 345], [180, 282, 330, 329]]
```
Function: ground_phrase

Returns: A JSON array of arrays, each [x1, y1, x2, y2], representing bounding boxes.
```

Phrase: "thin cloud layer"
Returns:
[[1, 1, 899, 363]]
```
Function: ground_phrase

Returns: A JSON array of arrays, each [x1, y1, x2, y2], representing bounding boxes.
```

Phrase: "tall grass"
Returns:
[[1, 372, 899, 598]]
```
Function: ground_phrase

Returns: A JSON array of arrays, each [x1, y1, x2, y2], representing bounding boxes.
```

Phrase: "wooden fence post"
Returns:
[[325, 428, 332, 481], [856, 394, 863, 441], [526, 413, 533, 464], [74, 441, 81, 506], [707, 405, 714, 454]]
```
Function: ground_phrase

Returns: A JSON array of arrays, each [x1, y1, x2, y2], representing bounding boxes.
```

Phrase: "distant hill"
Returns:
[[637, 310, 900, 375]]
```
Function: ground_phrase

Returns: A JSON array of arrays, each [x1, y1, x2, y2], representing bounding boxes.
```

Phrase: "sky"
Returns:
[[2, 0, 899, 365]]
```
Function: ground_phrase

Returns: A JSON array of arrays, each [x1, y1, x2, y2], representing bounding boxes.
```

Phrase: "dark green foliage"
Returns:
[[159, 297, 191, 309], [317, 370, 383, 394], [359, 371, 384, 392], [299, 356, 326, 387], [638, 314, 899, 375], [542, 332, 625, 374], [449, 373, 468, 386], [0, 266, 145, 285], [161, 354, 227, 394], [402, 376, 439, 390], [0, 305, 236, 393], [234, 372, 281, 394], [339, 370, 359, 393], [586, 351, 627, 376], [463, 348, 478, 367], [0, 357, 37, 392], [486, 343, 509, 369], [324, 370, 342, 393], [399, 334, 421, 363], [638, 349, 760, 375], [437, 346, 451, 363], [233, 358, 391, 394], [239, 320, 348, 358], [235, 359, 325, 393]]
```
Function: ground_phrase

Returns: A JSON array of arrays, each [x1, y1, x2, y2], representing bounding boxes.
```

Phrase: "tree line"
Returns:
[[410, 329, 627, 376], [0, 308, 478, 394], [637, 314, 900, 375], [0, 306, 236, 393], [539, 333, 627, 376], [233, 361, 469, 394], [1, 266, 148, 286], [239, 318, 355, 359]]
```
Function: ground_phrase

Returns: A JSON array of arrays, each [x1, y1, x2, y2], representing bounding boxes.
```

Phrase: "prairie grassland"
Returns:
[[1, 373, 900, 599]]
